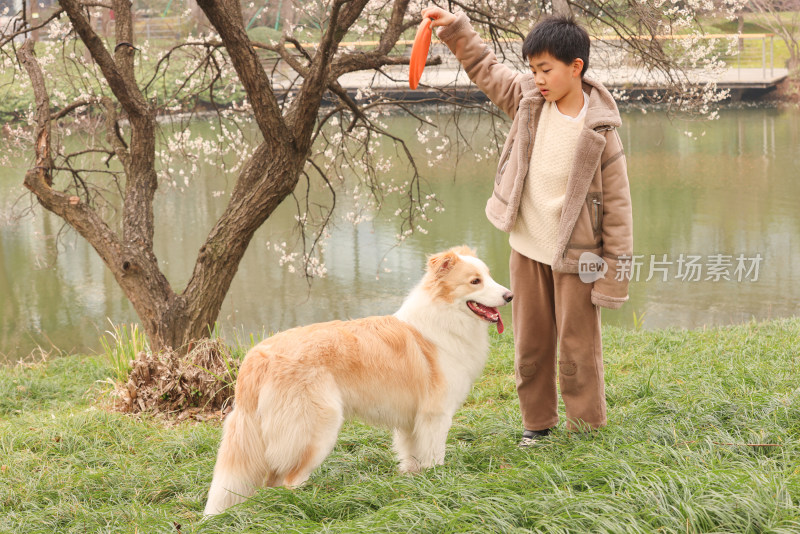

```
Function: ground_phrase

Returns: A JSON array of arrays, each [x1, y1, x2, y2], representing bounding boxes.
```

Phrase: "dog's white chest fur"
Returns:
[[395, 294, 492, 412]]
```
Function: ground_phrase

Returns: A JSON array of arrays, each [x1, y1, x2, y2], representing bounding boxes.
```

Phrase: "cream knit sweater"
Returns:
[[509, 93, 588, 264]]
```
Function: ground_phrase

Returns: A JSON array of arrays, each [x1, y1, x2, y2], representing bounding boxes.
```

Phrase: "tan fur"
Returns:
[[284, 445, 316, 487], [246, 316, 445, 409], [424, 248, 486, 303]]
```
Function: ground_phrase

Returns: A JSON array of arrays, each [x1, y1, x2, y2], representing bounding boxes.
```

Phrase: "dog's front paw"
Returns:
[[398, 458, 422, 474]]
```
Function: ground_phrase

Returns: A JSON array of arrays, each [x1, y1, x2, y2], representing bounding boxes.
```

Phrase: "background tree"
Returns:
[[0, 0, 743, 353], [747, 0, 800, 73]]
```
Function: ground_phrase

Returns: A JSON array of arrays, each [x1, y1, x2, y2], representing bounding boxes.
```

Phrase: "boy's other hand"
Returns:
[[421, 6, 457, 28]]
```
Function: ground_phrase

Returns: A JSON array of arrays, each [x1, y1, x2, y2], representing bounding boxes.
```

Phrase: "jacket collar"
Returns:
[[520, 75, 621, 130]]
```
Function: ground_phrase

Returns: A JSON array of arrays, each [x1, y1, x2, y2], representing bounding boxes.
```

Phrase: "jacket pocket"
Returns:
[[587, 192, 603, 238], [496, 139, 514, 185], [562, 242, 603, 269]]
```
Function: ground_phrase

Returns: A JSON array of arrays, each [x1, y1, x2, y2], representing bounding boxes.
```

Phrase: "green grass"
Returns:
[[717, 12, 800, 34], [702, 12, 797, 69], [2, 318, 800, 532], [98, 321, 149, 384]]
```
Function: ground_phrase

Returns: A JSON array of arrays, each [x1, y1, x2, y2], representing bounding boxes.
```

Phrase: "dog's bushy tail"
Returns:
[[203, 352, 347, 517], [203, 407, 265, 517]]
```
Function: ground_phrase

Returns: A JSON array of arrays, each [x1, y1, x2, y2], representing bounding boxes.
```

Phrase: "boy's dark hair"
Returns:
[[522, 16, 590, 77]]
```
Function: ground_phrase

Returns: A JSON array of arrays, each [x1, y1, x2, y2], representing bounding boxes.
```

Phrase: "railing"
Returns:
[[726, 33, 776, 79], [137, 16, 185, 41], [106, 16, 186, 41]]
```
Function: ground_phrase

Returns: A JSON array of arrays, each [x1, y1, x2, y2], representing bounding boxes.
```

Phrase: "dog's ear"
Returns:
[[427, 250, 460, 277]]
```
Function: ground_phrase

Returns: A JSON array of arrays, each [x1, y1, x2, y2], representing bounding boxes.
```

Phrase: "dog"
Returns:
[[204, 246, 512, 516]]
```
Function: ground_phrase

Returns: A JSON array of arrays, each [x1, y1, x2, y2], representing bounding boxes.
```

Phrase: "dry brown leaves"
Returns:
[[114, 338, 239, 422]]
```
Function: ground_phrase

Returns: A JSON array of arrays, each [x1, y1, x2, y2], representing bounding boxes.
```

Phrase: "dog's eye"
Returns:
[[471, 278, 481, 285]]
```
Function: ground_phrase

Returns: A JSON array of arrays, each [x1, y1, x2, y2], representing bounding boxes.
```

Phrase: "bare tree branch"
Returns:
[[195, 0, 292, 148], [112, 0, 137, 89], [288, 0, 371, 148], [16, 39, 122, 270], [59, 0, 162, 257], [100, 96, 129, 165], [52, 98, 95, 121], [377, 0, 413, 55], [59, 0, 148, 119], [0, 8, 64, 48], [16, 39, 53, 187]]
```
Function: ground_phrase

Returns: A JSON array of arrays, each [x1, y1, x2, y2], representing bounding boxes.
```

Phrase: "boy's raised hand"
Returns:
[[421, 6, 457, 28]]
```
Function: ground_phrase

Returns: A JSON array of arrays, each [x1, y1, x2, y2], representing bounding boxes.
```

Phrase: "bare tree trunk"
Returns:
[[28, 0, 39, 42], [788, 54, 800, 72], [551, 0, 572, 17], [281, 0, 297, 28], [737, 14, 744, 54], [748, 0, 800, 78]]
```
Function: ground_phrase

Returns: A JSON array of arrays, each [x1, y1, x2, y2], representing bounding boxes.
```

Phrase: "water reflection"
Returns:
[[1, 107, 798, 360]]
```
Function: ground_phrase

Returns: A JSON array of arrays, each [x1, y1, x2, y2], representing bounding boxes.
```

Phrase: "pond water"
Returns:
[[1, 106, 799, 361]]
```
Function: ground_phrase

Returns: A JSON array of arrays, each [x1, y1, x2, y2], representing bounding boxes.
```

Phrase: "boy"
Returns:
[[421, 7, 633, 445]]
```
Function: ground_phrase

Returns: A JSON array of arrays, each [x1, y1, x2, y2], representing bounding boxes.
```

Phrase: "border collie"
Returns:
[[204, 246, 512, 516]]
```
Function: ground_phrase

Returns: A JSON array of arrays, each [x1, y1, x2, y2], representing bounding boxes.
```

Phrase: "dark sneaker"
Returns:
[[518, 428, 552, 448]]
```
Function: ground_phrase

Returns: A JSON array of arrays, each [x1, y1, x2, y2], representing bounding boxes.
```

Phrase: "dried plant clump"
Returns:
[[115, 338, 239, 421]]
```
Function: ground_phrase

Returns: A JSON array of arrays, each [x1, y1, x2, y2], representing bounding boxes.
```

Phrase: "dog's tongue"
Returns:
[[468, 301, 506, 333]]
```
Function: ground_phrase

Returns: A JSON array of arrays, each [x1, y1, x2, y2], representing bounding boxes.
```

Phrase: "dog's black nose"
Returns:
[[503, 291, 513, 303]]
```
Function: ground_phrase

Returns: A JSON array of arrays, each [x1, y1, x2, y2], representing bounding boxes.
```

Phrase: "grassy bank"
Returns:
[[1, 318, 800, 533]]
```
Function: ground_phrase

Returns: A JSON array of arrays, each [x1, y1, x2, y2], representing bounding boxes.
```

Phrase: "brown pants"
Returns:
[[510, 249, 606, 431]]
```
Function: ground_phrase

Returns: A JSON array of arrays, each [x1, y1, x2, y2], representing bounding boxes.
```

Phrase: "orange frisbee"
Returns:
[[409, 17, 433, 89]]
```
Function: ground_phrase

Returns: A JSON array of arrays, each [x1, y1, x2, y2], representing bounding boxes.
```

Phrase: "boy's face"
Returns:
[[527, 52, 584, 103]]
